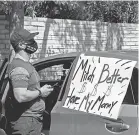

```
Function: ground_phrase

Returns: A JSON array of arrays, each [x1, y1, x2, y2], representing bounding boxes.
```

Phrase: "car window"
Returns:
[[58, 65, 73, 101], [38, 62, 71, 83], [123, 67, 138, 105], [37, 62, 71, 113], [38, 64, 64, 81], [58, 59, 77, 102]]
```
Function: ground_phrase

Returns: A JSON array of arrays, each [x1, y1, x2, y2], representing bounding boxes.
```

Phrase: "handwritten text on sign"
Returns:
[[63, 54, 136, 119]]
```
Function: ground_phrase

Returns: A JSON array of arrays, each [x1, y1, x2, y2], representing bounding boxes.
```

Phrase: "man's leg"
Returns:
[[29, 117, 42, 135], [9, 117, 42, 135]]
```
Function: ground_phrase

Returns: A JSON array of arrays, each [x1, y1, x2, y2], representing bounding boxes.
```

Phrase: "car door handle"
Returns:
[[105, 120, 130, 133]]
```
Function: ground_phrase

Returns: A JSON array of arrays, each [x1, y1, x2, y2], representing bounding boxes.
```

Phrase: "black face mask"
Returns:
[[24, 39, 38, 54]]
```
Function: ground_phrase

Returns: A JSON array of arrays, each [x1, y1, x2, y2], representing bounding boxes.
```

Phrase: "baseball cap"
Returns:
[[10, 28, 39, 54]]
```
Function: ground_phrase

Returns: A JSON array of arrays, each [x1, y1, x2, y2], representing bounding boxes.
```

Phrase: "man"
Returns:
[[6, 28, 53, 135]]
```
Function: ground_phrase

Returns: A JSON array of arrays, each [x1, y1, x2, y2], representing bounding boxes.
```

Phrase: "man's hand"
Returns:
[[40, 84, 53, 98]]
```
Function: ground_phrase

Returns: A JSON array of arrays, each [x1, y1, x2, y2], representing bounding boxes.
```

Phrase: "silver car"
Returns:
[[0, 50, 138, 135]]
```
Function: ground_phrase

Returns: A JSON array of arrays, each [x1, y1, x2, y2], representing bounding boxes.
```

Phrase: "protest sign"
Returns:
[[63, 54, 137, 119]]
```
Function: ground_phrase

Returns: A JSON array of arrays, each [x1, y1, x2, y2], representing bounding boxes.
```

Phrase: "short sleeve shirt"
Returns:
[[9, 66, 30, 88], [8, 57, 45, 120]]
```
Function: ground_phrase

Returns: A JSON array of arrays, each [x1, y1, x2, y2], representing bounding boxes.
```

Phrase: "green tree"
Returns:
[[0, 1, 138, 53], [0, 1, 25, 59], [32, 1, 138, 23], [0, 1, 25, 39], [1, 1, 138, 24]]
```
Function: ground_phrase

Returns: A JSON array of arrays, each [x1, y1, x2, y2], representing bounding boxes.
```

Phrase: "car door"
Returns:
[[34, 56, 75, 135], [0, 58, 9, 130], [50, 54, 138, 135]]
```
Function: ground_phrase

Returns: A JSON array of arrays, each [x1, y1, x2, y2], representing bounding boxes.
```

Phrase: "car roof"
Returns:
[[33, 50, 138, 68]]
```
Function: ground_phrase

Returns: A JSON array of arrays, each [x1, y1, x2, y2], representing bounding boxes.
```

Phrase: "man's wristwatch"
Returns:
[[36, 89, 42, 97]]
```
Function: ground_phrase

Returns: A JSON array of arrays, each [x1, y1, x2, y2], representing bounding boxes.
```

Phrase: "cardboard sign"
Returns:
[[63, 54, 137, 119]]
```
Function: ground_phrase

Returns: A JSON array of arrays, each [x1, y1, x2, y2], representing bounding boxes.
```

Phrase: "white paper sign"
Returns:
[[63, 54, 137, 119]]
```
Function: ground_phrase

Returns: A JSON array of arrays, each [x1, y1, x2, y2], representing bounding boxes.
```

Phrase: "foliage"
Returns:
[[0, 1, 12, 14], [82, 1, 138, 23], [33, 1, 138, 23], [0, 1, 138, 23]]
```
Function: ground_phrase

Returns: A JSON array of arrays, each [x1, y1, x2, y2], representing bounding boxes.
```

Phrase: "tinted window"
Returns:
[[38, 64, 64, 81], [37, 62, 72, 113], [123, 67, 138, 105]]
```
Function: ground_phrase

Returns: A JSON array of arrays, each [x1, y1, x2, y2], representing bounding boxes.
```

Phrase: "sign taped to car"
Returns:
[[63, 54, 137, 119]]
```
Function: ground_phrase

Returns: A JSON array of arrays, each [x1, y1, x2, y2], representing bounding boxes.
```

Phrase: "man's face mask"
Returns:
[[24, 39, 38, 54]]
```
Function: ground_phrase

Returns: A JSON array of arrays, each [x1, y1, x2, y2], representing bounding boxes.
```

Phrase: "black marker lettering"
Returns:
[[91, 95, 105, 110], [98, 64, 110, 84], [108, 101, 118, 113], [79, 94, 93, 112], [72, 59, 88, 80]]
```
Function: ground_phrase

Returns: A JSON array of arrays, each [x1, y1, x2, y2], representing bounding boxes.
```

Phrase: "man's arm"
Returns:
[[13, 84, 53, 103], [9, 66, 41, 103], [13, 88, 40, 103], [9, 67, 53, 103]]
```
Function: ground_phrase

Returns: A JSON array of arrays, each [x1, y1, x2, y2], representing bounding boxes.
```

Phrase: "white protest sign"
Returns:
[[63, 54, 137, 119]]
